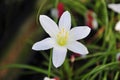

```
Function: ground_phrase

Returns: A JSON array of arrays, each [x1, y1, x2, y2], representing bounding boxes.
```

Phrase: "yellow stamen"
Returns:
[[57, 28, 69, 46]]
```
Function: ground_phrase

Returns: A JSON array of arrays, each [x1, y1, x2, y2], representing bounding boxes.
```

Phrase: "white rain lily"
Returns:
[[32, 11, 91, 68], [44, 77, 55, 80], [108, 4, 120, 13]]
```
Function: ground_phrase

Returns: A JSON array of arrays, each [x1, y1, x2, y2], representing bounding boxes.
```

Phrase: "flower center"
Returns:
[[57, 28, 69, 46]]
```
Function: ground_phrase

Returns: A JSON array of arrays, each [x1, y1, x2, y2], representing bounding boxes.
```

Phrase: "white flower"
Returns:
[[44, 77, 55, 80], [115, 21, 120, 32], [108, 4, 120, 13], [108, 4, 120, 32], [32, 11, 91, 68]]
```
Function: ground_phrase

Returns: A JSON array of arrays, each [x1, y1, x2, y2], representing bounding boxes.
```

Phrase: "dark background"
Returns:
[[0, 0, 45, 80]]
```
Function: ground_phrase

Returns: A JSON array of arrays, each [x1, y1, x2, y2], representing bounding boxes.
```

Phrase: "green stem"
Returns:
[[55, 0, 59, 8], [75, 52, 106, 61], [82, 61, 120, 79], [48, 49, 53, 77], [114, 71, 119, 80], [36, 0, 47, 24]]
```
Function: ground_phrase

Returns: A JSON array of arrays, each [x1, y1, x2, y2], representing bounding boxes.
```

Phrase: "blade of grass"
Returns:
[[0, 64, 56, 76]]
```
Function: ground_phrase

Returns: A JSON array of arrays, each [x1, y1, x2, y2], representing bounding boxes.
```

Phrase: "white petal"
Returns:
[[52, 47, 67, 68], [70, 26, 91, 40], [59, 11, 71, 30], [67, 41, 89, 54], [44, 77, 50, 80], [115, 21, 120, 32], [44, 77, 55, 80], [32, 38, 54, 51], [40, 15, 59, 38], [108, 4, 120, 13]]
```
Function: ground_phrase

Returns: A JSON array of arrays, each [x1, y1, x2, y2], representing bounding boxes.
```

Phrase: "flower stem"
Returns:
[[36, 0, 47, 24], [55, 0, 59, 8], [48, 49, 53, 77]]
